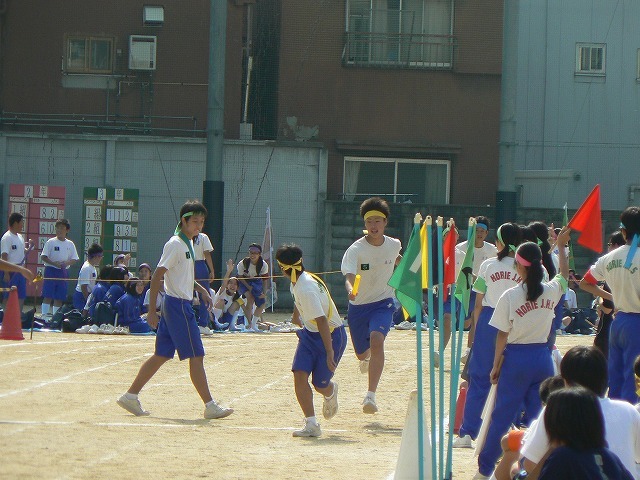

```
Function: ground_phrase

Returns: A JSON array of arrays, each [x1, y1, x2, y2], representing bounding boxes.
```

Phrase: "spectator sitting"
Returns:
[[519, 346, 640, 478], [103, 266, 128, 306], [115, 276, 152, 334], [85, 264, 112, 318]]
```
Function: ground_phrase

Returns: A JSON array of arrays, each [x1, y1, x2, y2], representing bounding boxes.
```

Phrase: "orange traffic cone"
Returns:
[[0, 289, 24, 340], [453, 381, 468, 435]]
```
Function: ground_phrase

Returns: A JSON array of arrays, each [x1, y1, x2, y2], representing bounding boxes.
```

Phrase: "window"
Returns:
[[66, 36, 114, 74], [343, 156, 450, 203], [575, 43, 605, 75], [344, 0, 454, 69]]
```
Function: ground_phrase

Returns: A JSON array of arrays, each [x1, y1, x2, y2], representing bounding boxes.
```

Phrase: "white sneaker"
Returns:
[[199, 326, 213, 336], [117, 394, 150, 416], [322, 383, 339, 420], [204, 400, 233, 419], [472, 471, 490, 480], [75, 324, 93, 334], [452, 434, 473, 448], [292, 419, 322, 437], [461, 347, 470, 364], [412, 322, 428, 331], [395, 320, 413, 330], [433, 351, 440, 369], [359, 357, 370, 374], [362, 393, 378, 414], [87, 324, 99, 334]]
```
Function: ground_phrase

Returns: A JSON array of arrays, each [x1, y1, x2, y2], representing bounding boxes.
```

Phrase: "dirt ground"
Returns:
[[0, 312, 594, 480]]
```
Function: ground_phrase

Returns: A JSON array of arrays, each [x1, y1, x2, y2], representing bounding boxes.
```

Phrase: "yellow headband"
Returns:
[[363, 210, 387, 220], [277, 258, 303, 283]]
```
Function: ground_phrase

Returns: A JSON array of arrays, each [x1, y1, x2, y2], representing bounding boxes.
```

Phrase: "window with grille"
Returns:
[[66, 36, 114, 74], [575, 43, 605, 75], [344, 0, 454, 69]]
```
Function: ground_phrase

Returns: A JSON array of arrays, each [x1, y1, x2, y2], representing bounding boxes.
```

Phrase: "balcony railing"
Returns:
[[343, 31, 455, 69]]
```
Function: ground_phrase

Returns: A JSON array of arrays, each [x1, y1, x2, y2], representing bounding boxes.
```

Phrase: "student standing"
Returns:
[[474, 228, 571, 479], [341, 197, 401, 414], [581, 206, 640, 403], [73, 243, 103, 310], [453, 222, 522, 447], [40, 219, 79, 317], [277, 244, 347, 437], [117, 201, 233, 419], [1, 212, 34, 309]]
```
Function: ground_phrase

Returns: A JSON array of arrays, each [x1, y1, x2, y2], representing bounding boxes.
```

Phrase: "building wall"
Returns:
[[0, 132, 328, 308], [275, 0, 503, 206], [514, 0, 640, 211], [0, 1, 244, 138]]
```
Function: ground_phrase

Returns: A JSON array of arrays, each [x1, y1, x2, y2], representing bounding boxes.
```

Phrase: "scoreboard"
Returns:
[[7, 184, 67, 296], [82, 187, 139, 268]]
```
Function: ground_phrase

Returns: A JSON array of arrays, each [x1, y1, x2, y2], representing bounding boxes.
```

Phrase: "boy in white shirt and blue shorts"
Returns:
[[277, 244, 347, 437], [117, 201, 233, 420], [341, 197, 402, 414]]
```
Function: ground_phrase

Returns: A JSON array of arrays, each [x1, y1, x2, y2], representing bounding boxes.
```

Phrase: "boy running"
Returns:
[[277, 244, 347, 437], [117, 201, 233, 419], [341, 197, 401, 414]]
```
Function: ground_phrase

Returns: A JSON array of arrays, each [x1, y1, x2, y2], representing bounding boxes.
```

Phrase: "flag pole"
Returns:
[[426, 216, 437, 480], [412, 213, 425, 480], [436, 217, 445, 480]]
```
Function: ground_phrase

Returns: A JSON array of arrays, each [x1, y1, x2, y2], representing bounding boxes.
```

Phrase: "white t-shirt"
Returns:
[[213, 287, 242, 314], [565, 288, 577, 309], [192, 233, 213, 261], [489, 275, 567, 344], [291, 271, 342, 333], [521, 397, 640, 477], [1, 230, 26, 265], [341, 235, 401, 305], [75, 260, 97, 293], [143, 289, 165, 310], [41, 237, 79, 269], [157, 235, 195, 300], [236, 258, 269, 278], [455, 240, 498, 276], [588, 245, 640, 313], [473, 256, 523, 308]]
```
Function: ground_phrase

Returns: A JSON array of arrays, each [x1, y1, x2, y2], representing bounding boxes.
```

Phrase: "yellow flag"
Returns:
[[420, 221, 429, 288]]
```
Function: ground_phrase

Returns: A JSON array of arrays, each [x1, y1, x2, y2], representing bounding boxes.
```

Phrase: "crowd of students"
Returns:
[[3, 197, 640, 478]]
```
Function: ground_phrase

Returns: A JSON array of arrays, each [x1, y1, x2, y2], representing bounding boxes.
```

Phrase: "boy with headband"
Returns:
[[117, 200, 233, 419], [277, 244, 347, 437], [341, 197, 402, 414]]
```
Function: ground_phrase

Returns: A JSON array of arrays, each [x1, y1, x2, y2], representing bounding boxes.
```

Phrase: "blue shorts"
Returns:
[[238, 279, 265, 307], [347, 298, 395, 355], [292, 326, 347, 388], [72, 290, 88, 310], [41, 266, 69, 301], [4, 272, 27, 300], [155, 294, 205, 360]]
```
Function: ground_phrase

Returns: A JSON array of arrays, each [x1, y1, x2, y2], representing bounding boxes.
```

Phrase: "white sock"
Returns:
[[305, 416, 318, 426], [250, 317, 258, 330], [205, 399, 217, 407], [52, 306, 59, 315], [40, 303, 50, 316], [124, 392, 138, 400], [212, 307, 223, 320], [366, 391, 376, 401]]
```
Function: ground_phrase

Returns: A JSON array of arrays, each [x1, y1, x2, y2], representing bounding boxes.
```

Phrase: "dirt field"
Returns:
[[0, 313, 594, 480]]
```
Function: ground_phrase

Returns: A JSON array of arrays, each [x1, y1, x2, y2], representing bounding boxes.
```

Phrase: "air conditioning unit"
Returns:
[[129, 35, 157, 70]]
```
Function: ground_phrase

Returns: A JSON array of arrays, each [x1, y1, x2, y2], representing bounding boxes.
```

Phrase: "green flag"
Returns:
[[389, 221, 423, 319], [563, 203, 576, 270], [454, 220, 476, 318]]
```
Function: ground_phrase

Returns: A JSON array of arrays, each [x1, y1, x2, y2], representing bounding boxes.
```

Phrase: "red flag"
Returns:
[[443, 220, 457, 300], [568, 184, 602, 253]]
